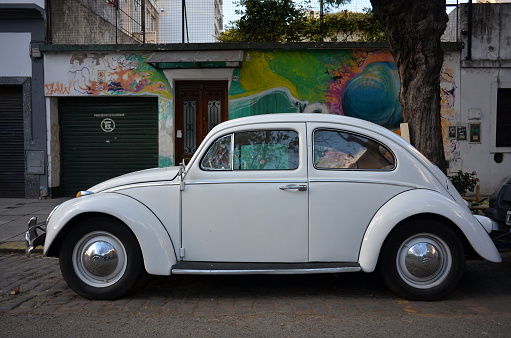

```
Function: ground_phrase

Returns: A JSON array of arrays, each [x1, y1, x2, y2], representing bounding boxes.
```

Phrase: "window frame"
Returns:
[[312, 128, 396, 171], [490, 82, 511, 154], [200, 129, 300, 171]]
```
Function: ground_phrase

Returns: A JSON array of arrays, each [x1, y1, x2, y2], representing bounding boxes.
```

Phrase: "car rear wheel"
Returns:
[[59, 217, 143, 300], [379, 219, 465, 301]]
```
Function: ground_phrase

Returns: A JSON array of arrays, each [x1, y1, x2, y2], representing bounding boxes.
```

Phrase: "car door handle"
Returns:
[[279, 184, 307, 191]]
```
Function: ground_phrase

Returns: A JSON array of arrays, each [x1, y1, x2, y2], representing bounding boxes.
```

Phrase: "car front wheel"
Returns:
[[380, 219, 465, 301], [59, 217, 143, 300]]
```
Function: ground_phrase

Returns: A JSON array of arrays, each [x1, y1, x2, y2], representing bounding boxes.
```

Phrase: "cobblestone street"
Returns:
[[1, 252, 511, 336]]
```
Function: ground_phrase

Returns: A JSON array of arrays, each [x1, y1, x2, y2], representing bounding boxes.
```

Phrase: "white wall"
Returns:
[[0, 33, 32, 77], [456, 67, 511, 195]]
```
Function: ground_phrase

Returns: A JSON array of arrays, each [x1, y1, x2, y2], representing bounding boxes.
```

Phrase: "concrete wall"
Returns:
[[50, 0, 138, 44]]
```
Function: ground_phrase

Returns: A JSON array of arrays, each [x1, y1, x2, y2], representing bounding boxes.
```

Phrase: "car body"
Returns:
[[26, 113, 502, 301]]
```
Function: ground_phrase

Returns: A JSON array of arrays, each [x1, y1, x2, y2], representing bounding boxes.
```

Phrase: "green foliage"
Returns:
[[306, 8, 386, 42], [216, 1, 386, 43], [219, 0, 309, 42], [448, 170, 479, 196]]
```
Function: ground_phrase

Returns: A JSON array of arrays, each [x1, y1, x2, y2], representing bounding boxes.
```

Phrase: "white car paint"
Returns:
[[359, 189, 502, 273], [44, 192, 179, 275], [42, 113, 501, 283]]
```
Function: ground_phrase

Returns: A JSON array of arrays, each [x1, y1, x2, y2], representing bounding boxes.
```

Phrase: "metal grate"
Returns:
[[0, 86, 25, 198]]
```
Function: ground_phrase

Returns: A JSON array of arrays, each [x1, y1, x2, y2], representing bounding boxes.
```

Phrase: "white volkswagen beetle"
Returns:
[[26, 114, 501, 301]]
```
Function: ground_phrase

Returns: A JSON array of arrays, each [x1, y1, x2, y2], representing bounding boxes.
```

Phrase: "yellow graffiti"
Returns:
[[237, 51, 299, 99]]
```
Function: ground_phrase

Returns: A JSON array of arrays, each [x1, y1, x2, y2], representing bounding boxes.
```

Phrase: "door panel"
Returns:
[[175, 81, 227, 164], [181, 123, 308, 263], [307, 123, 407, 262]]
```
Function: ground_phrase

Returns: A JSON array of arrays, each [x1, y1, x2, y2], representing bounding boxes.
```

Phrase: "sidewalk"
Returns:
[[0, 197, 70, 253]]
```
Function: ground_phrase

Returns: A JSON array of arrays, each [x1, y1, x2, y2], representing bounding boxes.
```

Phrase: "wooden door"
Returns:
[[175, 81, 228, 164]]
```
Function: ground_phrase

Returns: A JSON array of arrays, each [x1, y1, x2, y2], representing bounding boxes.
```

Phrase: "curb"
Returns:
[[0, 242, 43, 255]]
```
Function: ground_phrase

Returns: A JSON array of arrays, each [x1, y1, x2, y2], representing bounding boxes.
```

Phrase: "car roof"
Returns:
[[214, 113, 409, 148]]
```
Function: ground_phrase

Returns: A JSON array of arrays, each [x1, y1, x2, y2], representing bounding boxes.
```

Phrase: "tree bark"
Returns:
[[370, 0, 448, 173]]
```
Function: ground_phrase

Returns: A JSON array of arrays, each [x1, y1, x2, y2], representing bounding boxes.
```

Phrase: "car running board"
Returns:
[[171, 261, 361, 275]]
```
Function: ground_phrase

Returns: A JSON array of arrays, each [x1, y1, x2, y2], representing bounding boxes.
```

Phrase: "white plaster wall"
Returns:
[[0, 33, 31, 77], [456, 67, 511, 195]]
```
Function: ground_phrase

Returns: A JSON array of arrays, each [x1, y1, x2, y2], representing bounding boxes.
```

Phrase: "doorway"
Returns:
[[174, 81, 228, 164]]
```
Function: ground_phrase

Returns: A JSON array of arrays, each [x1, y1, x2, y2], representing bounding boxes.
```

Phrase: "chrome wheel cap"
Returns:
[[72, 231, 127, 288], [397, 233, 452, 289], [83, 241, 119, 278]]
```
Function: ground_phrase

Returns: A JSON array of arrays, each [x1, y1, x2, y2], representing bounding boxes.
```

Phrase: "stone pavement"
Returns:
[[1, 252, 511, 337], [0, 198, 70, 253]]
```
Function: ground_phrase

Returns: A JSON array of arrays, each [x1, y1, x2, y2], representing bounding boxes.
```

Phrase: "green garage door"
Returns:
[[60, 97, 158, 196]]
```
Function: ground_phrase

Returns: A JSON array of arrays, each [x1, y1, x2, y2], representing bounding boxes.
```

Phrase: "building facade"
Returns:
[[0, 0, 47, 198], [1, 2, 510, 198]]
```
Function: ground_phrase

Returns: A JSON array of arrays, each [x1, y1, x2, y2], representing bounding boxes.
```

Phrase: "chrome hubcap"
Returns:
[[73, 231, 127, 288], [83, 241, 119, 278], [397, 233, 452, 289]]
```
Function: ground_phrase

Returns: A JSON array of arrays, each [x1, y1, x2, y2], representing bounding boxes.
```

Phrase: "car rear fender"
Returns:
[[44, 193, 177, 276], [358, 189, 502, 272]]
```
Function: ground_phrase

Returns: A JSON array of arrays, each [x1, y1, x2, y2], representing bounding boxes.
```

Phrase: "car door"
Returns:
[[181, 123, 309, 262], [307, 123, 410, 262]]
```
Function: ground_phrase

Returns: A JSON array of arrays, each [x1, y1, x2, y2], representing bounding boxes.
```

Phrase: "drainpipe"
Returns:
[[466, 0, 472, 60], [141, 0, 146, 43]]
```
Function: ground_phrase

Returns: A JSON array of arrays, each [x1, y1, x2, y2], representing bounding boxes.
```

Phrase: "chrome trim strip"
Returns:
[[309, 178, 416, 188], [103, 181, 180, 192], [171, 267, 361, 275], [185, 179, 308, 185]]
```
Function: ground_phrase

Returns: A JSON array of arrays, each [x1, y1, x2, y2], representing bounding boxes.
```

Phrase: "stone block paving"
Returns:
[[0, 198, 70, 243], [1, 252, 511, 319]]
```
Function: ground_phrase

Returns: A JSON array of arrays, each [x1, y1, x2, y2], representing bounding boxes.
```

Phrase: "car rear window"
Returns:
[[313, 129, 395, 170]]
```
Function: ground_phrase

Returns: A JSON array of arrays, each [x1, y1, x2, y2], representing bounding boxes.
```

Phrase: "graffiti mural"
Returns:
[[46, 53, 171, 99], [229, 50, 402, 128], [440, 66, 459, 167], [45, 49, 458, 169]]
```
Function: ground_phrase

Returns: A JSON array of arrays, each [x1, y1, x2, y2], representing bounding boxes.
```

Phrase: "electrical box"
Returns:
[[26, 151, 45, 175]]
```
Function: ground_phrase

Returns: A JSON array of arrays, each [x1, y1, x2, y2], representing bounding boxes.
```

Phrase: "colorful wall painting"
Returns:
[[228, 49, 402, 129], [44, 49, 459, 169], [45, 53, 171, 99]]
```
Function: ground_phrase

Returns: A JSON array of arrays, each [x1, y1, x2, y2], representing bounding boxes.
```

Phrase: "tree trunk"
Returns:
[[370, 0, 448, 173]]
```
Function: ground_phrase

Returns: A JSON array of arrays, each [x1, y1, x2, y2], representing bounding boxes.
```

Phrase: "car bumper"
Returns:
[[25, 217, 47, 257]]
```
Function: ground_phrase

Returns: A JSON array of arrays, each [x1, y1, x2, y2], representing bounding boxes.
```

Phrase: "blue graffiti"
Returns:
[[342, 62, 402, 129]]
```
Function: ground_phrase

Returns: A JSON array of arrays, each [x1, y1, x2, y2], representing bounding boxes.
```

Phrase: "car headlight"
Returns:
[[76, 191, 94, 198]]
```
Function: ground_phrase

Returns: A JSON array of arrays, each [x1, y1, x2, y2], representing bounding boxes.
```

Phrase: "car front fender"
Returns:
[[44, 193, 177, 276], [358, 189, 502, 273]]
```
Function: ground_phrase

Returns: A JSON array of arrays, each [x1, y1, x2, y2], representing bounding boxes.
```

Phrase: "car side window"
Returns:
[[201, 134, 232, 170], [201, 130, 299, 171], [313, 129, 395, 170]]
